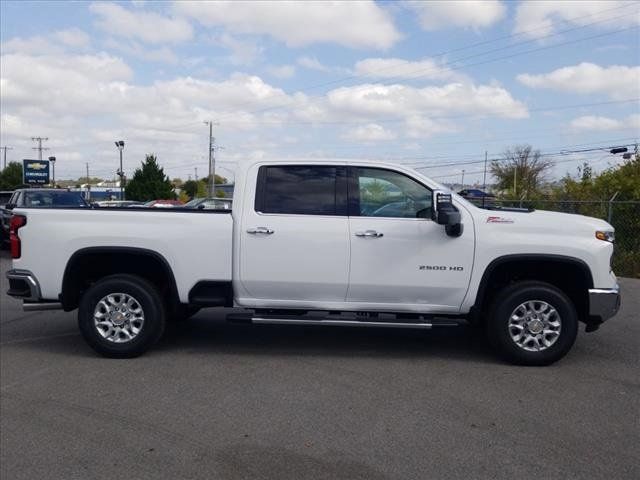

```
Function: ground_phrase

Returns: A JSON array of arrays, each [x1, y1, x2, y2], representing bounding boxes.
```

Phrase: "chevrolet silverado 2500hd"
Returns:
[[6, 160, 620, 365]]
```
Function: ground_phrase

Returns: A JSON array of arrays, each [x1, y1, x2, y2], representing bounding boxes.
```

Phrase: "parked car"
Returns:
[[458, 188, 496, 206], [144, 199, 184, 208], [183, 197, 233, 210], [6, 160, 620, 365], [0, 190, 15, 247], [1, 188, 88, 246], [93, 200, 144, 208]]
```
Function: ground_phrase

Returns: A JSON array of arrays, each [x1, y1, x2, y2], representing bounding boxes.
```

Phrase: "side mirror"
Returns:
[[197, 204, 205, 210], [5, 203, 16, 210], [432, 191, 463, 237]]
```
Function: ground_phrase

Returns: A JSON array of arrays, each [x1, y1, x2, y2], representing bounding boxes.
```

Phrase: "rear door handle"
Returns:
[[355, 230, 383, 238], [247, 227, 274, 234]]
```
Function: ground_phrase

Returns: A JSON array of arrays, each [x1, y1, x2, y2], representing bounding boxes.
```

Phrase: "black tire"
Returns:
[[78, 274, 166, 358], [487, 281, 578, 366]]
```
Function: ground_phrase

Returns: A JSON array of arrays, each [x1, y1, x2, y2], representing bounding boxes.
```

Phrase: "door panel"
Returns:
[[347, 217, 473, 308], [347, 167, 473, 310], [240, 164, 350, 303]]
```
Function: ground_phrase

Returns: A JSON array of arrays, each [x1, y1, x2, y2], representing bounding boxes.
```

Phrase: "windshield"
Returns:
[[183, 198, 203, 207], [22, 191, 87, 207]]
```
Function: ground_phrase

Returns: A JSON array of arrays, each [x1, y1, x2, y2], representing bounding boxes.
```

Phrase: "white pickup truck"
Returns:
[[6, 159, 620, 365]]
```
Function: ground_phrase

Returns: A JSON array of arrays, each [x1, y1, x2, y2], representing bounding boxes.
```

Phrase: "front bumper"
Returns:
[[588, 285, 621, 323]]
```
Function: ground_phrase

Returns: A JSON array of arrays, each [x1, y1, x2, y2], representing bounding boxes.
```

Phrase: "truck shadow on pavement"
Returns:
[[8, 310, 498, 364], [151, 313, 498, 364]]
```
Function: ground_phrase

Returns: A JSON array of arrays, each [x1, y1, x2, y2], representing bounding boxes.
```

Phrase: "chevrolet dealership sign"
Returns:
[[23, 159, 50, 185]]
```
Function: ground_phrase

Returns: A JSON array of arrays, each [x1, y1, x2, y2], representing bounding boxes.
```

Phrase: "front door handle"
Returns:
[[247, 227, 274, 234], [355, 230, 383, 238]]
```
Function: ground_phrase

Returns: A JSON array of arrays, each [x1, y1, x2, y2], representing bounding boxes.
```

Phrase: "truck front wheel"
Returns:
[[487, 281, 578, 366], [78, 274, 166, 358]]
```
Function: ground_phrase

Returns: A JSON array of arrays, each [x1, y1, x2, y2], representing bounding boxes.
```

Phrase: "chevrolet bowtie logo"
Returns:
[[29, 163, 47, 170]]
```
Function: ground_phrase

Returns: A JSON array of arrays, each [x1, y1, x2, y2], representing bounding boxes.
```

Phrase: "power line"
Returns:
[[406, 140, 638, 168], [211, 3, 638, 122], [218, 98, 639, 126], [429, 145, 636, 179], [213, 22, 638, 122]]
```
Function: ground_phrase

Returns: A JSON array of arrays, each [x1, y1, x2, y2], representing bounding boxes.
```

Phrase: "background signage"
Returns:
[[23, 159, 50, 185]]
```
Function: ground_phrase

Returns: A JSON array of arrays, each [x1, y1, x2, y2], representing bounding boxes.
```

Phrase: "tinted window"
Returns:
[[353, 168, 432, 219], [258, 166, 341, 216], [0, 192, 12, 204], [22, 191, 87, 207]]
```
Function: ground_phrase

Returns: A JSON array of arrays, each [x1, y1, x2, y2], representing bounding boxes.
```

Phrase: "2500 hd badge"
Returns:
[[419, 265, 464, 271]]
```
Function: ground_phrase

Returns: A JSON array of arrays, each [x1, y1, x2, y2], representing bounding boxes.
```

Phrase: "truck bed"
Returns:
[[12, 208, 233, 303]]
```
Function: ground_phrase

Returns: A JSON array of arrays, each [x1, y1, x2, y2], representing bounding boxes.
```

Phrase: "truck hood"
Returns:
[[482, 208, 613, 234]]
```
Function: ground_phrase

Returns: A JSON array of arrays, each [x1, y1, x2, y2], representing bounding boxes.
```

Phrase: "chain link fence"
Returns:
[[489, 200, 640, 278]]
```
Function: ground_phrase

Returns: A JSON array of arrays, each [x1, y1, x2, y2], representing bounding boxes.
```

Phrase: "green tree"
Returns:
[[552, 154, 640, 277], [182, 179, 199, 199], [0, 162, 24, 190], [491, 145, 554, 199], [125, 154, 176, 201]]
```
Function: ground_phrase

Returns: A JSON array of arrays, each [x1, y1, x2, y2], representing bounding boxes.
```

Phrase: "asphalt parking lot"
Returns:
[[0, 251, 638, 480]]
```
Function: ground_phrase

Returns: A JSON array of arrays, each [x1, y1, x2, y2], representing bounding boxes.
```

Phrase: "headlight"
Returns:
[[595, 230, 615, 243]]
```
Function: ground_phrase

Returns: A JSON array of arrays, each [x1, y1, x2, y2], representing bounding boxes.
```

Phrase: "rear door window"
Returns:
[[256, 165, 347, 216]]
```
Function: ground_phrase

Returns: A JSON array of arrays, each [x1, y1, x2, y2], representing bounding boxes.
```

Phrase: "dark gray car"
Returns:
[[1, 189, 88, 246]]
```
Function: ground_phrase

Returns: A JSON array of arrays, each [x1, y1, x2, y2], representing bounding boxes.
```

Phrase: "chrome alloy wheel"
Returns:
[[508, 300, 561, 352], [93, 293, 145, 343]]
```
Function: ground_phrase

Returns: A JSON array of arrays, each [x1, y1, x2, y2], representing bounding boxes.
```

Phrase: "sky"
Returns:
[[1, 0, 639, 186]]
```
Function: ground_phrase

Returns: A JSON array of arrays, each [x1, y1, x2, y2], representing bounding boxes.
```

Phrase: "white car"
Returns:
[[6, 159, 620, 365]]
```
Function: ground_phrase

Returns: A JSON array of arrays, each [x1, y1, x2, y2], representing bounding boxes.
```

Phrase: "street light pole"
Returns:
[[48, 156, 56, 187], [115, 140, 125, 200]]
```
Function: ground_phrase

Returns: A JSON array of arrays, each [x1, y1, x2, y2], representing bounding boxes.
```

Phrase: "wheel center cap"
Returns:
[[111, 312, 126, 326], [528, 319, 544, 334]]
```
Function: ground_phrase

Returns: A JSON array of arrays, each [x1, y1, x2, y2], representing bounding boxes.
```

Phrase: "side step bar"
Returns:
[[252, 317, 435, 329], [23, 302, 63, 312], [245, 316, 459, 330]]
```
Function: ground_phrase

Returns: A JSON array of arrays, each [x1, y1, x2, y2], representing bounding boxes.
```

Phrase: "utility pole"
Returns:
[[461, 169, 465, 189], [86, 162, 91, 201], [204, 121, 218, 197], [115, 141, 125, 200], [1, 146, 13, 169], [513, 167, 517, 196], [31, 137, 49, 160], [195, 167, 198, 182], [482, 150, 488, 208], [48, 156, 56, 187]]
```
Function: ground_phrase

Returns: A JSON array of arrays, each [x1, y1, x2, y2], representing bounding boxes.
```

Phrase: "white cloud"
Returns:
[[297, 56, 331, 72], [342, 123, 397, 142], [354, 57, 458, 81], [90, 2, 193, 44], [405, 0, 506, 31], [104, 38, 179, 64], [569, 114, 640, 132], [53, 28, 91, 48], [1, 29, 90, 55], [327, 82, 528, 119], [216, 33, 264, 66], [266, 65, 296, 79], [514, 1, 640, 39], [517, 62, 640, 100], [174, 0, 401, 49], [297, 56, 349, 75], [405, 115, 456, 138]]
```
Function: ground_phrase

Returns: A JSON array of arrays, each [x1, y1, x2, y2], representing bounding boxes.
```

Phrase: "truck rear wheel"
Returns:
[[487, 281, 578, 366], [78, 274, 166, 358]]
